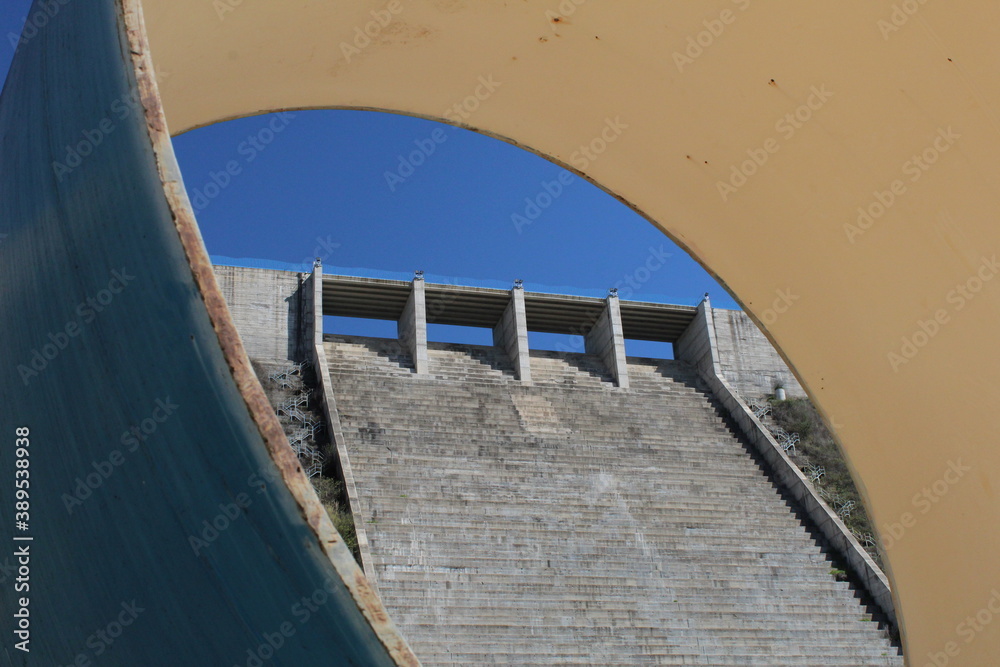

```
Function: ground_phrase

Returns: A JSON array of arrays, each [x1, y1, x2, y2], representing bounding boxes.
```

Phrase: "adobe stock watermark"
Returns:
[[544, 0, 588, 31], [188, 466, 285, 556], [511, 171, 576, 234], [568, 116, 629, 171], [17, 267, 136, 386], [717, 84, 834, 202], [7, 0, 72, 52], [552, 246, 672, 353], [887, 255, 999, 372], [427, 289, 460, 323], [615, 246, 673, 299], [297, 235, 342, 272], [673, 0, 752, 73], [384, 75, 502, 191], [338, 0, 409, 63], [502, 117, 627, 232], [384, 127, 449, 192], [920, 588, 1000, 667], [189, 112, 296, 212], [53, 600, 145, 667], [758, 288, 799, 325], [441, 74, 503, 125], [212, 0, 251, 20], [61, 397, 180, 514], [51, 90, 146, 182], [880, 458, 970, 550], [231, 578, 345, 667], [502, 118, 627, 220], [844, 127, 960, 243], [877, 0, 933, 40]]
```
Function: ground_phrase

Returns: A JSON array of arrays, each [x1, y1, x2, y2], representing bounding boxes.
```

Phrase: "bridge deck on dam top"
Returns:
[[322, 274, 697, 342]]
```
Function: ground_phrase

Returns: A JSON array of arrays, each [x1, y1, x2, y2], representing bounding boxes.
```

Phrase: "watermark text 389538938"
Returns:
[[13, 426, 33, 654]]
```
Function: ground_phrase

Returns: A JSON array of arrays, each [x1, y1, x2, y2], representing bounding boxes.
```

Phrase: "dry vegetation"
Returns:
[[769, 398, 881, 566]]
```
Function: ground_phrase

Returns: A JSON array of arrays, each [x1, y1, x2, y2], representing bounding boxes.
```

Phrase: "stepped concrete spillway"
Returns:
[[324, 333, 902, 666]]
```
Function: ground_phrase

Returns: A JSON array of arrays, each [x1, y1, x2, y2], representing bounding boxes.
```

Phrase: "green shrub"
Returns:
[[311, 477, 361, 563]]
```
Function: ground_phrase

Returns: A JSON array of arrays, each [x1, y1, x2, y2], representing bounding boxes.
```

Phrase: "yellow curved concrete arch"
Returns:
[[143, 1, 1000, 662]]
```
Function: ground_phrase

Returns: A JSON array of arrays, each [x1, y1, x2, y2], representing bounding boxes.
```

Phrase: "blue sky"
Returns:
[[2, 5, 739, 357]]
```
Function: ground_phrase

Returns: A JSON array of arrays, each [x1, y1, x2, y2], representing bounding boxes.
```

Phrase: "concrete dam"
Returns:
[[10, 3, 1000, 660], [218, 259, 902, 666]]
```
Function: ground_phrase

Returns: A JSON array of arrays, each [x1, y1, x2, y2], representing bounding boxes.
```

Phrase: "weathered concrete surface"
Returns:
[[398, 278, 429, 375], [584, 295, 630, 388], [492, 286, 532, 383], [0, 2, 418, 665], [706, 370, 896, 627], [675, 298, 723, 379], [325, 335, 902, 666], [676, 300, 805, 401], [712, 309, 806, 400], [678, 300, 894, 625], [214, 264, 309, 361]]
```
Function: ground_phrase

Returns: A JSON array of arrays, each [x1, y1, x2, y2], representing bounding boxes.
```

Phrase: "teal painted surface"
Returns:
[[0, 2, 403, 665]]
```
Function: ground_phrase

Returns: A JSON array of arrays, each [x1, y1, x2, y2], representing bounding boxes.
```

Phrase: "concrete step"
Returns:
[[323, 335, 902, 666]]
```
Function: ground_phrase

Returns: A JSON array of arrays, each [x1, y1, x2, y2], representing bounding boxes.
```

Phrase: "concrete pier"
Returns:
[[398, 273, 429, 374], [492, 282, 531, 382], [584, 291, 630, 388]]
